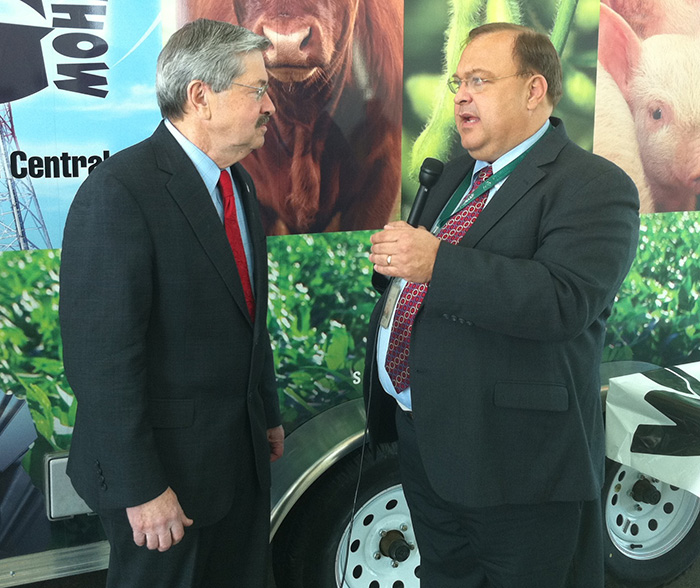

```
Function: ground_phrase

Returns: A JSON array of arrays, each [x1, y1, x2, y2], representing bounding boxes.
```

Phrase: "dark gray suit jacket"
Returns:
[[60, 121, 280, 527], [365, 118, 639, 507]]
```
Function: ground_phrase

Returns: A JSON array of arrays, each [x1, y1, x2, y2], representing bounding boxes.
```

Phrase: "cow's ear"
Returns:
[[179, 0, 240, 26], [229, 3, 240, 26]]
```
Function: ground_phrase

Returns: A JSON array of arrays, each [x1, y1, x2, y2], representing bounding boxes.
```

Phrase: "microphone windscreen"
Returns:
[[418, 158, 444, 189]]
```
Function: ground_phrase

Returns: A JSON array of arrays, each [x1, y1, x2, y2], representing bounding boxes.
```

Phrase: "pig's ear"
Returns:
[[598, 3, 641, 103]]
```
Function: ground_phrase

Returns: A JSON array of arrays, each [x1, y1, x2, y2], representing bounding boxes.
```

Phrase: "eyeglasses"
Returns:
[[447, 73, 526, 94], [230, 80, 269, 101]]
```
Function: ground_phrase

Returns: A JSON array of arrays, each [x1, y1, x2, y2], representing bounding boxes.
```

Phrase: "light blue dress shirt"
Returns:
[[164, 119, 255, 289], [376, 120, 551, 410]]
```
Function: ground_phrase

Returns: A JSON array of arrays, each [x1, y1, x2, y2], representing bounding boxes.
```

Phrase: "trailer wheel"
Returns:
[[272, 442, 421, 588], [604, 459, 700, 587]]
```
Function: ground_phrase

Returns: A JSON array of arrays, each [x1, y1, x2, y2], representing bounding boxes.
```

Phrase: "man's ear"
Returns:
[[526, 74, 549, 109], [186, 80, 211, 119]]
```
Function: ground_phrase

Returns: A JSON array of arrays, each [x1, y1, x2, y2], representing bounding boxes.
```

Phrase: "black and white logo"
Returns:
[[0, 0, 109, 103]]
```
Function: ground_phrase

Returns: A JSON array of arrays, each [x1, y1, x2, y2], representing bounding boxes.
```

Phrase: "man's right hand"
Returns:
[[126, 487, 193, 552], [370, 221, 441, 283]]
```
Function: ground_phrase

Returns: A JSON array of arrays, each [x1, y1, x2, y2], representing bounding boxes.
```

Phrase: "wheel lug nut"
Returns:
[[374, 552, 381, 560]]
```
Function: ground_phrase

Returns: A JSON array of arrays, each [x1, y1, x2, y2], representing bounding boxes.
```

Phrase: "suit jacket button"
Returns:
[[465, 320, 474, 327]]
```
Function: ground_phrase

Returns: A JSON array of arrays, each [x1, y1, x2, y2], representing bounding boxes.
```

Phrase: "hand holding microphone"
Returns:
[[406, 157, 444, 227], [371, 158, 444, 284]]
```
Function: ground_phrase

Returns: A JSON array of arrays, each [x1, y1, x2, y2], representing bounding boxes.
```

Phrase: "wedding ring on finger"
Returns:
[[387, 255, 392, 266]]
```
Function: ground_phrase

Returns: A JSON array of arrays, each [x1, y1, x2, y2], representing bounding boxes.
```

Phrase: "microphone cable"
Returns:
[[338, 301, 381, 587], [339, 169, 440, 584]]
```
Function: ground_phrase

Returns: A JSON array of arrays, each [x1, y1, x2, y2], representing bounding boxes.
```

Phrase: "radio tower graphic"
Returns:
[[0, 102, 52, 250]]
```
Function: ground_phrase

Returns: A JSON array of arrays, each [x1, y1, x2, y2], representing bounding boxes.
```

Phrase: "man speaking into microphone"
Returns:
[[364, 23, 639, 588]]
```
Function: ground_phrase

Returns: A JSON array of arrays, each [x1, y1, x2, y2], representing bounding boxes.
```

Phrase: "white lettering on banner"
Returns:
[[52, 2, 109, 97]]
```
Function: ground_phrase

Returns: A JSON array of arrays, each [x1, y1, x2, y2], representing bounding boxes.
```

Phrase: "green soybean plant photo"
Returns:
[[605, 212, 700, 368], [0, 249, 71, 483], [402, 0, 599, 217], [0, 235, 379, 471], [266, 231, 378, 431]]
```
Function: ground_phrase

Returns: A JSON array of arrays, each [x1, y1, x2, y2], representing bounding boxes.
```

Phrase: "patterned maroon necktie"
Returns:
[[219, 170, 255, 321], [385, 165, 493, 392]]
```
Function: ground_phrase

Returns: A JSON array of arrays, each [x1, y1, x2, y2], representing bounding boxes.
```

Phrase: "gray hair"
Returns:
[[156, 19, 271, 120]]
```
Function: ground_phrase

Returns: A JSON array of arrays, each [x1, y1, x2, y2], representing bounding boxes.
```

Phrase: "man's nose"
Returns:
[[261, 91, 276, 115], [454, 85, 472, 104]]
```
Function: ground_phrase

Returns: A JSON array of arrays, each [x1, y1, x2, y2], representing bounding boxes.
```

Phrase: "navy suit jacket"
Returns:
[[364, 118, 639, 507], [60, 121, 280, 527]]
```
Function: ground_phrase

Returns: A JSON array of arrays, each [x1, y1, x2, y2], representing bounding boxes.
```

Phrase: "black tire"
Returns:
[[272, 442, 421, 588], [603, 459, 700, 587]]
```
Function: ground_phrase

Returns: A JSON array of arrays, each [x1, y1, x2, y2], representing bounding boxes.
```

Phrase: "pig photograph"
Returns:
[[593, 0, 700, 213], [177, 0, 403, 235]]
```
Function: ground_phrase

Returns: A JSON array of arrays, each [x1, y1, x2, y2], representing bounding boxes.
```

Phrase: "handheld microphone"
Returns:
[[406, 157, 444, 227]]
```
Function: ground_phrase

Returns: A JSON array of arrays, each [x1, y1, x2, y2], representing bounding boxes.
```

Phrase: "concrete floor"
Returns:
[[19, 564, 700, 588], [22, 566, 278, 588]]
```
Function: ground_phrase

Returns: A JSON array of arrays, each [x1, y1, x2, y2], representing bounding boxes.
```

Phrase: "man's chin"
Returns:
[[460, 138, 481, 157]]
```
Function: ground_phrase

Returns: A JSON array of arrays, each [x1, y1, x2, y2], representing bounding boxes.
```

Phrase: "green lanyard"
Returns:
[[433, 125, 552, 232]]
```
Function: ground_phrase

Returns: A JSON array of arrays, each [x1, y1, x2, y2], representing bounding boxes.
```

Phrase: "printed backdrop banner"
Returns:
[[606, 362, 700, 497], [1, 0, 164, 249], [0, 0, 403, 249]]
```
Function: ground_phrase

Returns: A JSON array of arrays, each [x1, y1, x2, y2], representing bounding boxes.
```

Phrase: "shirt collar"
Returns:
[[472, 119, 551, 179], [164, 118, 223, 197]]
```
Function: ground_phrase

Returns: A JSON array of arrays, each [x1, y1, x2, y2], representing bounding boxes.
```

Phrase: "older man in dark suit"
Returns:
[[366, 22, 640, 588], [60, 19, 283, 588]]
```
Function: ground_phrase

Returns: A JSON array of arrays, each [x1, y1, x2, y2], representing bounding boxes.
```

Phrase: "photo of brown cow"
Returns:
[[178, 0, 403, 235]]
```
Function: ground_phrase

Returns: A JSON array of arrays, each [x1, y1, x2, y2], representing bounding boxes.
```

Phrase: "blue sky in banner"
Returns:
[[3, 0, 165, 247]]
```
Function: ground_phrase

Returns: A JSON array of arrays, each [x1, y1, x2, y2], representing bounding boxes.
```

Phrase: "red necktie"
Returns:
[[385, 166, 493, 392], [219, 170, 255, 321]]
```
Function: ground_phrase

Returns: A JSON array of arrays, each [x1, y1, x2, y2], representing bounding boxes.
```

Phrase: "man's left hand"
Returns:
[[370, 221, 441, 283], [268, 425, 285, 463]]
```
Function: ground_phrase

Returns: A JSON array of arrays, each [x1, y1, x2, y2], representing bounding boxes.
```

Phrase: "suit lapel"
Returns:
[[459, 160, 547, 248], [151, 123, 253, 326], [434, 118, 568, 249], [231, 163, 268, 330]]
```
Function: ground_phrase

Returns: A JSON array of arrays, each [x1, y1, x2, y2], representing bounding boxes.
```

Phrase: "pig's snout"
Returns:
[[678, 140, 700, 191]]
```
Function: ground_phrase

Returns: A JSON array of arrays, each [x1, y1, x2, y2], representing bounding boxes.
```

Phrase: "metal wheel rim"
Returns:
[[605, 465, 700, 560], [336, 484, 420, 587]]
